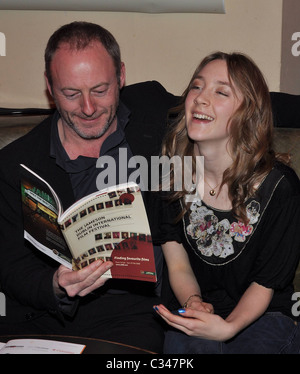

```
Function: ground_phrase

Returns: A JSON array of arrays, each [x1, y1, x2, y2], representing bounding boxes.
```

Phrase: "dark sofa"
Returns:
[[1, 92, 300, 174], [0, 89, 299, 290]]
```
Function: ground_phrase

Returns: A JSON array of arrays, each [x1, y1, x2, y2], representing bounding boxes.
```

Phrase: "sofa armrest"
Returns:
[[274, 127, 300, 178], [0, 115, 48, 150]]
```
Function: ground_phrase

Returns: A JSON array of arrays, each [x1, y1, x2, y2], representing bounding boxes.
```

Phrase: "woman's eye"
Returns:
[[190, 85, 202, 91], [217, 91, 229, 97]]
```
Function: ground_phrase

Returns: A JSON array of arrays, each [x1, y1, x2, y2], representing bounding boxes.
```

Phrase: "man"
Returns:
[[0, 21, 178, 352]]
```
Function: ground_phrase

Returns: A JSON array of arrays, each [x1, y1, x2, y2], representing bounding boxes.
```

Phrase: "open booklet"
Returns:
[[0, 339, 85, 354], [20, 164, 156, 282]]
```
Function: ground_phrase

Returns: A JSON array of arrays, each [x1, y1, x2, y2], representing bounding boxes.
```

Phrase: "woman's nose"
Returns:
[[194, 90, 209, 106]]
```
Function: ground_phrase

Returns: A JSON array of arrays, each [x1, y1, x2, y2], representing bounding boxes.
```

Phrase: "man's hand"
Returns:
[[53, 259, 113, 297]]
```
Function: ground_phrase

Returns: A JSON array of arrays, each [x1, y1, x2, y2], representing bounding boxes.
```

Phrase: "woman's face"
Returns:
[[185, 59, 243, 146]]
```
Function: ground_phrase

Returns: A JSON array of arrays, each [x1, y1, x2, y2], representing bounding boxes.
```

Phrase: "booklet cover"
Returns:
[[20, 164, 156, 282]]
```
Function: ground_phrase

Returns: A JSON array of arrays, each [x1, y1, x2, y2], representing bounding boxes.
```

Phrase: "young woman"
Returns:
[[152, 52, 300, 354]]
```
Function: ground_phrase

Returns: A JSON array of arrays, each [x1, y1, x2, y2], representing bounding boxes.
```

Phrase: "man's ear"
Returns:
[[119, 62, 126, 89], [44, 72, 53, 97]]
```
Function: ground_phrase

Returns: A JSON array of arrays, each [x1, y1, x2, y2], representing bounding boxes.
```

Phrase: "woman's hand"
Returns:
[[187, 299, 214, 314], [154, 304, 235, 341], [154, 283, 273, 342]]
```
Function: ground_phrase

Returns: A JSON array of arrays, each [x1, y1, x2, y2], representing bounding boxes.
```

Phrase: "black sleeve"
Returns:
[[270, 92, 300, 128], [146, 191, 183, 246], [249, 174, 300, 290], [121, 81, 180, 161]]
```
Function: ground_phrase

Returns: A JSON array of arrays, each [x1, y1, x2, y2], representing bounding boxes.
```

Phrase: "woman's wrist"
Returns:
[[183, 294, 202, 308]]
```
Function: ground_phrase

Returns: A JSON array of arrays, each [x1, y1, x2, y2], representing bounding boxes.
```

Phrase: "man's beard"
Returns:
[[52, 88, 120, 140], [66, 112, 117, 140]]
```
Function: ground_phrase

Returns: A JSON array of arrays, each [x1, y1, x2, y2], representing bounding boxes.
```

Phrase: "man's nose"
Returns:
[[81, 94, 96, 117]]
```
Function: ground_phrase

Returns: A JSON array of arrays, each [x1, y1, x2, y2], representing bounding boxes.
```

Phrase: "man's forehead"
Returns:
[[50, 41, 114, 72], [54, 40, 105, 55]]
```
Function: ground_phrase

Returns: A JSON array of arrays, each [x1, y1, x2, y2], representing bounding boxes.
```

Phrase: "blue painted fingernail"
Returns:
[[153, 305, 159, 311], [178, 309, 186, 313]]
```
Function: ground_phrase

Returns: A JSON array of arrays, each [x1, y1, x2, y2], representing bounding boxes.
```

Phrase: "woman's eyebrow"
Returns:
[[215, 80, 231, 87], [194, 76, 231, 87]]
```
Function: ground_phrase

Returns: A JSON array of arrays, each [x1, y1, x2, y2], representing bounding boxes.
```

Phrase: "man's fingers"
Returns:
[[76, 261, 113, 296], [58, 260, 113, 297]]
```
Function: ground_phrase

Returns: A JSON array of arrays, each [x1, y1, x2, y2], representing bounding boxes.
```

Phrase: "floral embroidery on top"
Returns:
[[186, 199, 261, 259], [230, 222, 253, 242], [229, 201, 260, 242]]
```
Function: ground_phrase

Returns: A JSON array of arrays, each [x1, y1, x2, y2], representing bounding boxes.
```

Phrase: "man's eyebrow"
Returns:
[[61, 87, 80, 92], [61, 83, 109, 91], [91, 83, 109, 90]]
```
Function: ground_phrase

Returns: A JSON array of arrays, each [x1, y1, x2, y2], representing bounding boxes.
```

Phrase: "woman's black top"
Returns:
[[151, 162, 300, 319]]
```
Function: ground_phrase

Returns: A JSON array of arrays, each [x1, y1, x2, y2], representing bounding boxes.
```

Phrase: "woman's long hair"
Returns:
[[162, 51, 290, 223]]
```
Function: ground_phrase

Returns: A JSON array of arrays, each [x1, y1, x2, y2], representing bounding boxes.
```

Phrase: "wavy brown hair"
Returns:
[[162, 52, 290, 223]]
